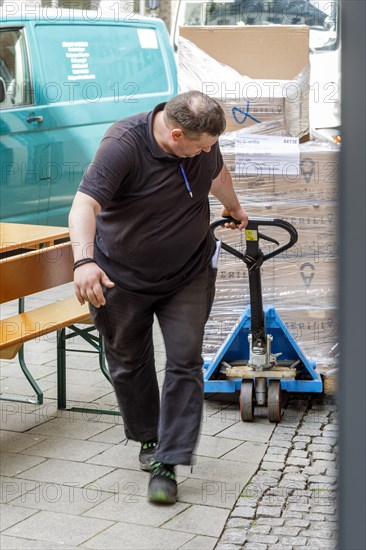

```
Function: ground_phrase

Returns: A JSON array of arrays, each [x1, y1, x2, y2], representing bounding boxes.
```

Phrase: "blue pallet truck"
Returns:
[[204, 217, 323, 422]]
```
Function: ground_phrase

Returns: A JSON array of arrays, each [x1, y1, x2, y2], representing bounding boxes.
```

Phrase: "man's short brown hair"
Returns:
[[164, 90, 226, 139]]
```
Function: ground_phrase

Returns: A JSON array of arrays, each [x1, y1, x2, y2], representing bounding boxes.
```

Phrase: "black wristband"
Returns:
[[73, 258, 97, 272]]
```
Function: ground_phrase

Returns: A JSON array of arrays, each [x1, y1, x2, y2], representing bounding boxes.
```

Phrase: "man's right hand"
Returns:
[[74, 263, 115, 308]]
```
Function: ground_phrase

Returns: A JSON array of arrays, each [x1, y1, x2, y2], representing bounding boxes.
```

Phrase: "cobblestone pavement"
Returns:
[[216, 395, 338, 550]]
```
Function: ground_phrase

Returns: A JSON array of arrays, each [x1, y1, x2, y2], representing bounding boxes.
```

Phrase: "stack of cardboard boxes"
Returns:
[[178, 25, 339, 376]]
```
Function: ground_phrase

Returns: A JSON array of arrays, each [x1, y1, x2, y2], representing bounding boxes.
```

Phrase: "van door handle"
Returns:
[[26, 115, 43, 123]]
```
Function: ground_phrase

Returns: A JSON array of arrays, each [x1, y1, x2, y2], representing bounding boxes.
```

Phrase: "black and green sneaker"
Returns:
[[139, 439, 158, 471], [148, 461, 177, 504]]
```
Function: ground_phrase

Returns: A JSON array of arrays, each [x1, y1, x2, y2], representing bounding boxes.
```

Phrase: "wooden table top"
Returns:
[[0, 222, 69, 254]]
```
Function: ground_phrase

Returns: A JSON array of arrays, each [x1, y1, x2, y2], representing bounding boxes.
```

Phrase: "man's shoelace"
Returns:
[[150, 461, 175, 480], [142, 440, 157, 451]]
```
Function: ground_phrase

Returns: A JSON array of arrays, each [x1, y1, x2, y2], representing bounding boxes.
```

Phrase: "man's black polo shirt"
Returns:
[[78, 103, 223, 294]]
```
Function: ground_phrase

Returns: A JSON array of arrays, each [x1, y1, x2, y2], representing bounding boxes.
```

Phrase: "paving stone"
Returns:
[[273, 427, 297, 436], [85, 522, 194, 549], [256, 518, 284, 527], [3, 510, 113, 546], [286, 503, 310, 513], [226, 518, 251, 529], [308, 443, 332, 453], [289, 450, 308, 458], [255, 471, 282, 481], [303, 414, 329, 424], [323, 424, 338, 433], [303, 465, 328, 475], [215, 544, 241, 550], [269, 432, 293, 441], [269, 440, 292, 449], [293, 442, 307, 450], [246, 534, 279, 544], [283, 466, 301, 474], [311, 460, 335, 471], [84, 494, 190, 528], [0, 453, 46, 477], [261, 495, 286, 506], [280, 537, 308, 546], [286, 458, 310, 467], [284, 518, 310, 528], [266, 447, 288, 456], [219, 528, 247, 545], [249, 524, 271, 535], [304, 540, 336, 549], [179, 477, 240, 509], [282, 473, 307, 482], [267, 487, 292, 498], [20, 436, 112, 462], [17, 458, 114, 486], [179, 535, 218, 550], [312, 451, 336, 461], [311, 505, 337, 515], [286, 494, 310, 503], [0, 503, 38, 531], [164, 504, 231, 538], [313, 437, 337, 446], [10, 485, 111, 515], [307, 513, 328, 521], [230, 507, 256, 519], [301, 421, 324, 429], [294, 489, 312, 498], [261, 462, 285, 471], [297, 427, 323, 437], [241, 543, 267, 550], [308, 475, 337, 485], [273, 526, 301, 536], [293, 436, 311, 443], [221, 441, 268, 464], [301, 527, 336, 539], [256, 506, 282, 518], [282, 510, 303, 519], [262, 453, 286, 463]]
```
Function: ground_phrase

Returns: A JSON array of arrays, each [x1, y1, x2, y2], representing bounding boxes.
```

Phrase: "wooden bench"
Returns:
[[0, 242, 111, 409]]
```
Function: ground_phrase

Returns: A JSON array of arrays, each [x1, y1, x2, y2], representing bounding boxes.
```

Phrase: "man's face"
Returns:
[[173, 132, 218, 158]]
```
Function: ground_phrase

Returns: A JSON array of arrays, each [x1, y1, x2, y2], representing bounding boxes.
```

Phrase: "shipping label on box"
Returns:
[[220, 136, 340, 202]]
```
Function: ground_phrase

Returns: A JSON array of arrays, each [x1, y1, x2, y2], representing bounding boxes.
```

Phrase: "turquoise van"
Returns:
[[0, 9, 178, 225]]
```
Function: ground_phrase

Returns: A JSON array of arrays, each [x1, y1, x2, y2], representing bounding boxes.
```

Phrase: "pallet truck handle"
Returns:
[[210, 216, 298, 264]]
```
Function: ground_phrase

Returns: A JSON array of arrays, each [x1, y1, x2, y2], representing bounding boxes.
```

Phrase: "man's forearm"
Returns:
[[68, 192, 100, 262], [210, 164, 241, 211]]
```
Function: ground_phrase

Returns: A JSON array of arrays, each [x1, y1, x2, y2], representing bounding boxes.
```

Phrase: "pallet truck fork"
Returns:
[[204, 217, 323, 423]]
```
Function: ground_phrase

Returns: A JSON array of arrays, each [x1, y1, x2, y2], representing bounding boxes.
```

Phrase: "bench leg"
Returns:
[[0, 343, 44, 405], [57, 328, 67, 409], [17, 344, 44, 405]]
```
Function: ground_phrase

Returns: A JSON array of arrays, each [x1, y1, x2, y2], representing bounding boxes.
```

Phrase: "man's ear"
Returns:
[[171, 128, 183, 142]]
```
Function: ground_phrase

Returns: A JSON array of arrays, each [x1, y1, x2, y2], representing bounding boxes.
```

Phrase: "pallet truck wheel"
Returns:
[[240, 380, 255, 422], [268, 380, 282, 423]]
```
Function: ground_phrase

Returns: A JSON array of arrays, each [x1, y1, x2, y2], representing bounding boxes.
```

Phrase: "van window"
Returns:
[[0, 28, 32, 108], [35, 24, 169, 103]]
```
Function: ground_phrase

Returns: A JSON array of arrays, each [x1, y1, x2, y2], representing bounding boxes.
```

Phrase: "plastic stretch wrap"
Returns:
[[178, 36, 309, 137], [220, 131, 340, 203]]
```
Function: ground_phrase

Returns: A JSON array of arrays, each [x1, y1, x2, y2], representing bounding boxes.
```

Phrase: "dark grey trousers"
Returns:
[[89, 266, 216, 465]]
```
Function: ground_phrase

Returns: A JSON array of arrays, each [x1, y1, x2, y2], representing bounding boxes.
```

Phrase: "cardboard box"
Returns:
[[220, 137, 340, 203], [179, 26, 310, 137], [179, 26, 309, 80]]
